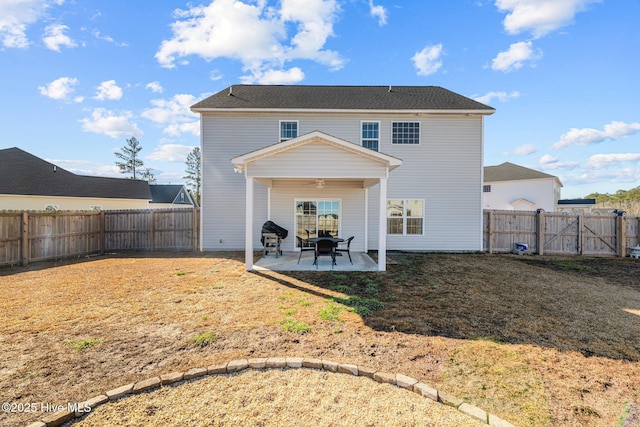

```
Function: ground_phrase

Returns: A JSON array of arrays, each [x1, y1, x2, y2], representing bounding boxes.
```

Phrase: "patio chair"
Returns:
[[296, 235, 314, 264], [335, 236, 354, 264], [313, 238, 336, 269]]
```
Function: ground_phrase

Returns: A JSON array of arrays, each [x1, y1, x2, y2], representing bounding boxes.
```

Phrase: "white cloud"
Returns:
[[503, 144, 537, 156], [147, 144, 196, 162], [495, 0, 600, 38], [577, 168, 640, 185], [0, 0, 63, 48], [38, 76, 82, 102], [141, 94, 199, 136], [411, 43, 443, 76], [155, 0, 343, 82], [474, 90, 520, 105], [80, 108, 143, 139], [209, 70, 224, 81], [94, 80, 123, 101], [491, 41, 542, 72], [552, 121, 640, 149], [585, 153, 640, 169], [536, 154, 579, 171], [240, 66, 304, 84], [539, 154, 557, 164], [368, 0, 387, 26], [145, 81, 163, 93], [42, 23, 76, 51], [91, 30, 128, 47]]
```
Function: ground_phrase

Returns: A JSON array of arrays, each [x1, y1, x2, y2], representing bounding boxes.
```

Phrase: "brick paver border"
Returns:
[[26, 357, 516, 427]]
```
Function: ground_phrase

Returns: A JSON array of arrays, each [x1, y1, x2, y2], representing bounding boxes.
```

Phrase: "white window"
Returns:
[[387, 199, 424, 235], [483, 185, 492, 193], [392, 122, 420, 144], [44, 204, 60, 211], [361, 121, 380, 151], [280, 120, 298, 142]]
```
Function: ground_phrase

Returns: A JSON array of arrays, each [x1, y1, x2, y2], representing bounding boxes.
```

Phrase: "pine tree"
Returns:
[[184, 147, 201, 204], [115, 137, 144, 179], [141, 167, 156, 184]]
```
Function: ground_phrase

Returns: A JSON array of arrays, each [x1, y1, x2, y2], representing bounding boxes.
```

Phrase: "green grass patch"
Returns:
[[334, 296, 384, 317], [615, 402, 633, 427], [68, 338, 100, 350], [280, 317, 312, 334], [190, 332, 219, 347], [554, 261, 592, 271], [318, 302, 344, 322], [328, 284, 353, 294]]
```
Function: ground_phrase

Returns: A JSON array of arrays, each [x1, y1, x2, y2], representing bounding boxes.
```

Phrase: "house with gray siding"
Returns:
[[191, 85, 495, 270]]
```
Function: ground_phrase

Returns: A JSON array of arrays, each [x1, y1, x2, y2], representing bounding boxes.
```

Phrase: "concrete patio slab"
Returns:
[[254, 251, 378, 272]]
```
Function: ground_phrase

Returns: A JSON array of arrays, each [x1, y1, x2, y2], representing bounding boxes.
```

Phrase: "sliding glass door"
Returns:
[[295, 200, 340, 247]]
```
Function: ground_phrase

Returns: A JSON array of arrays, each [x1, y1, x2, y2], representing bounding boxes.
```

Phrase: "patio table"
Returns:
[[306, 237, 345, 254], [306, 237, 345, 244]]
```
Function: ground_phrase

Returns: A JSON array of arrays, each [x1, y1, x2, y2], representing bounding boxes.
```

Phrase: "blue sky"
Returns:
[[1, 0, 638, 198]]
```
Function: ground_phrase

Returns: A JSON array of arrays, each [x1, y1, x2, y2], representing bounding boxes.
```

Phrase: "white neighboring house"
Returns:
[[483, 162, 562, 212], [191, 85, 495, 271], [0, 147, 151, 211]]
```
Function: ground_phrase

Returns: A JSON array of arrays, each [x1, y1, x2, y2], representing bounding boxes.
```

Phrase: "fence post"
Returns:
[[577, 215, 584, 255], [99, 211, 105, 254], [193, 208, 199, 251], [617, 214, 626, 257], [21, 211, 29, 266], [150, 210, 156, 252], [487, 211, 493, 254], [536, 210, 545, 255]]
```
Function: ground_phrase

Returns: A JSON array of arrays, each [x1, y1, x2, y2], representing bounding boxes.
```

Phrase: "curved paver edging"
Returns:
[[26, 357, 516, 427]]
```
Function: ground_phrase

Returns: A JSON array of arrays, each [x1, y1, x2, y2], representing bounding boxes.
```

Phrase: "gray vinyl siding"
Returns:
[[249, 141, 387, 178], [369, 116, 484, 251], [201, 112, 483, 251]]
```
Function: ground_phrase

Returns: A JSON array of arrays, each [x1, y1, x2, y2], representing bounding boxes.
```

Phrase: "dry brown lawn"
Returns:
[[0, 252, 639, 426]]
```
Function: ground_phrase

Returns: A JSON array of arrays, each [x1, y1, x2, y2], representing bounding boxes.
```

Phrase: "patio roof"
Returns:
[[232, 130, 402, 174]]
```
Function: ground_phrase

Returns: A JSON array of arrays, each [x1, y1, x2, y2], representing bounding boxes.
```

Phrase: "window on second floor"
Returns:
[[392, 122, 420, 144], [280, 120, 298, 142], [361, 121, 379, 151]]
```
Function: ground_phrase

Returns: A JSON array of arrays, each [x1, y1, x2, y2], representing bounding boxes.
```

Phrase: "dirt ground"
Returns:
[[0, 252, 639, 426]]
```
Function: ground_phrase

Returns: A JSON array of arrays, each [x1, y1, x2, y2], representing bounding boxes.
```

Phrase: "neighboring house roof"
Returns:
[[484, 162, 563, 187], [558, 199, 596, 205], [0, 147, 151, 200], [149, 184, 196, 205], [191, 85, 496, 113]]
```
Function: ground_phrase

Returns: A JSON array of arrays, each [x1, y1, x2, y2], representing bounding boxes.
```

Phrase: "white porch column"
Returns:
[[245, 176, 254, 271], [377, 177, 387, 271]]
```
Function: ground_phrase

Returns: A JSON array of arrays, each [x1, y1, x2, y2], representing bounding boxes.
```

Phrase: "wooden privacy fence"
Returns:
[[484, 210, 640, 256], [0, 209, 199, 267]]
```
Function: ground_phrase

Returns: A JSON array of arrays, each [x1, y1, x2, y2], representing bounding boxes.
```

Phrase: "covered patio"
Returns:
[[231, 131, 402, 272], [254, 251, 379, 272]]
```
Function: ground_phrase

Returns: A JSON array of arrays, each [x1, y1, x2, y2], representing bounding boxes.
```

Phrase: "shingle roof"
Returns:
[[484, 162, 562, 186], [0, 147, 151, 199], [149, 184, 193, 205], [191, 85, 495, 112]]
